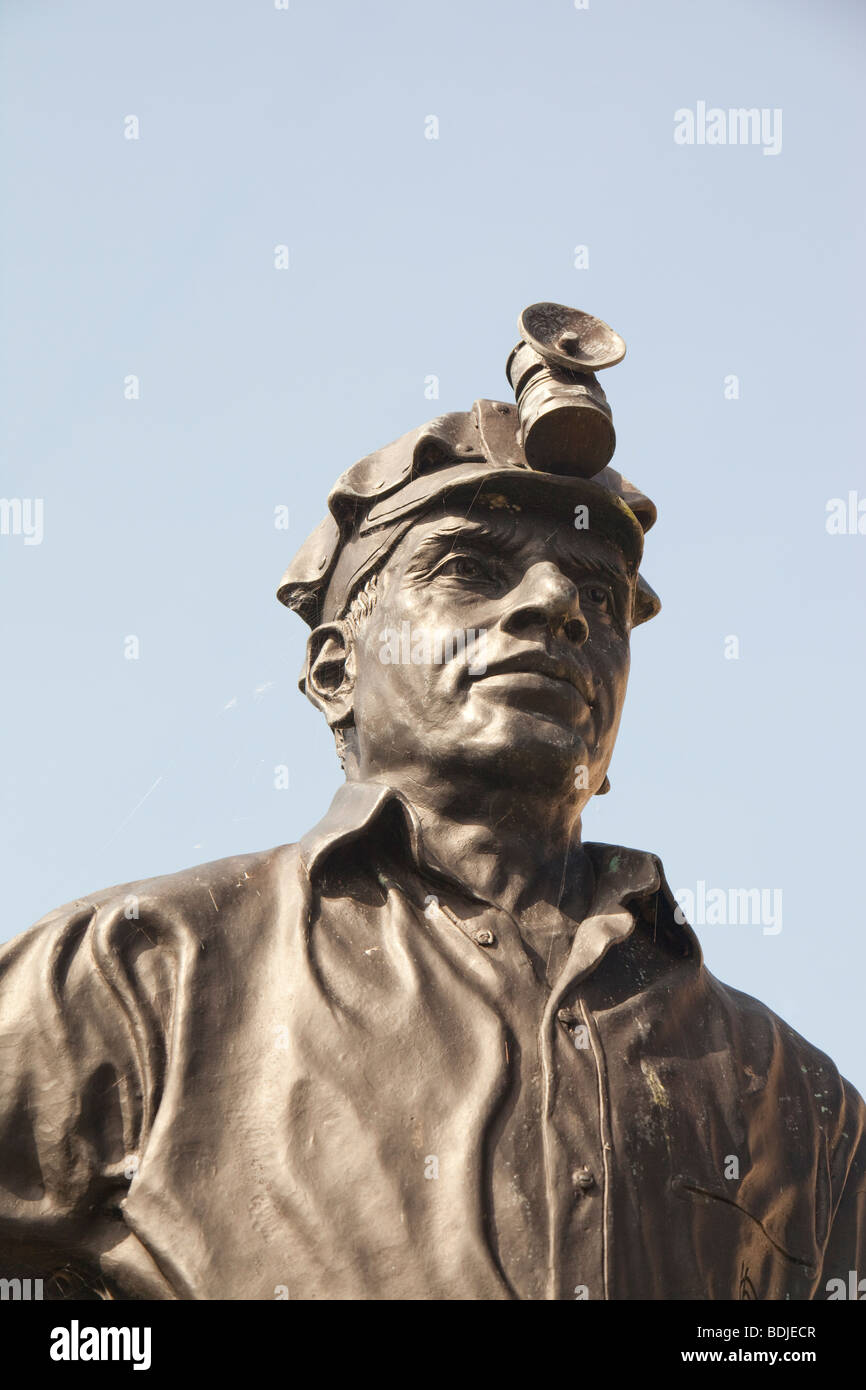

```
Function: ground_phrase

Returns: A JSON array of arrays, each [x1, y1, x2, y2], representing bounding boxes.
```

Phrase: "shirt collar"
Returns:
[[299, 779, 423, 878], [299, 777, 700, 962]]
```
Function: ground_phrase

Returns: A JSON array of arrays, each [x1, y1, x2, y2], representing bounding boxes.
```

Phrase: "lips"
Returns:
[[473, 652, 594, 704]]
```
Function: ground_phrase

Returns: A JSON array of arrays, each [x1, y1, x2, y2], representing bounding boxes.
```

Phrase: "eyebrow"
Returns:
[[403, 519, 518, 571], [405, 518, 633, 588], [550, 543, 632, 587]]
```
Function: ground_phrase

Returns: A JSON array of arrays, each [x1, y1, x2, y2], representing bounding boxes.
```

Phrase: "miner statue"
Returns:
[[1, 305, 863, 1300]]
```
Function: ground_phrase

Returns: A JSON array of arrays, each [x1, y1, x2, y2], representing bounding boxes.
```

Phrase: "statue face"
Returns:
[[344, 503, 634, 802]]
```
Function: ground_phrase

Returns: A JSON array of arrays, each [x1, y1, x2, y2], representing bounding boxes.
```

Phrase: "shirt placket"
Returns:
[[413, 873, 614, 1301], [375, 848, 654, 1302], [386, 865, 561, 1297], [537, 879, 659, 1300], [544, 993, 612, 1299]]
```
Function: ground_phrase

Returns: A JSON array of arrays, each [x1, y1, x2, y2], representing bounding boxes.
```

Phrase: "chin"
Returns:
[[444, 713, 590, 786]]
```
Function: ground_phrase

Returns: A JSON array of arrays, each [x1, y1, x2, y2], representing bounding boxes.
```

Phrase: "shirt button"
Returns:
[[475, 929, 496, 947], [572, 1166, 596, 1191], [557, 1007, 578, 1025]]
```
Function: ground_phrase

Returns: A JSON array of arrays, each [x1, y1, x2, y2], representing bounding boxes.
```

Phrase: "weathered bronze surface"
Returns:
[[1, 305, 863, 1300]]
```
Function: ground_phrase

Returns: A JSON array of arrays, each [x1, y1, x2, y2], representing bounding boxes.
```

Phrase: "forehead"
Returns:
[[384, 502, 635, 578]]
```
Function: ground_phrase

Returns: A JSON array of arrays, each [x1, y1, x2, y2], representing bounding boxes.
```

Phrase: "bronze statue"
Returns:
[[1, 305, 863, 1300]]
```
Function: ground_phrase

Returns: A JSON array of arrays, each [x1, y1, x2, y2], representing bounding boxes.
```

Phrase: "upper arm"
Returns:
[[0, 900, 165, 1282], [818, 1077, 866, 1298]]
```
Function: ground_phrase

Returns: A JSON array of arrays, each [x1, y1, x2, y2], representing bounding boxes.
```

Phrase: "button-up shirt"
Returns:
[[0, 779, 863, 1299]]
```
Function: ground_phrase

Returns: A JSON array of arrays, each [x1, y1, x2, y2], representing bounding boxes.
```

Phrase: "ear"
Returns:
[[304, 622, 356, 729]]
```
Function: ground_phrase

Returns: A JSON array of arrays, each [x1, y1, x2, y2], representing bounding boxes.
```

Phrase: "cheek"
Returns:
[[353, 624, 458, 730], [589, 635, 630, 711], [610, 643, 631, 687]]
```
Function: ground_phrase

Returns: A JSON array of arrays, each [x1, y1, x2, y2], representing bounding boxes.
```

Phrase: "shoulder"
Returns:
[[608, 841, 866, 1138], [704, 968, 866, 1143], [1, 841, 305, 975]]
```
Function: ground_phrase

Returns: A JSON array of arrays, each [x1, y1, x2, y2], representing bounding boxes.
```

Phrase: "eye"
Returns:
[[579, 583, 612, 613], [434, 554, 491, 582]]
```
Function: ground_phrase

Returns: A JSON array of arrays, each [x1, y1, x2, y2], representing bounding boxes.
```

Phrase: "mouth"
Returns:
[[472, 653, 594, 705]]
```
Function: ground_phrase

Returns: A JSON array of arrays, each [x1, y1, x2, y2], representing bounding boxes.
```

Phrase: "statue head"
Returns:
[[277, 305, 660, 815]]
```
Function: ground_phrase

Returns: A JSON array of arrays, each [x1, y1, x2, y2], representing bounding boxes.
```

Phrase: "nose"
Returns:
[[500, 562, 589, 647]]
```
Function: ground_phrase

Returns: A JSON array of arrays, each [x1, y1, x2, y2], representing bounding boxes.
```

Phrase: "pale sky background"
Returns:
[[1, 0, 864, 1091]]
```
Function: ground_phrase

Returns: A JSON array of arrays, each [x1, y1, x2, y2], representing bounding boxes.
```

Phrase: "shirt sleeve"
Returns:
[[0, 895, 173, 1293], [817, 1074, 866, 1298]]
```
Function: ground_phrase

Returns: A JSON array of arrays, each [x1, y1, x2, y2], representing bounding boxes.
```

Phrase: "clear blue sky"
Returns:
[[1, 0, 864, 1091]]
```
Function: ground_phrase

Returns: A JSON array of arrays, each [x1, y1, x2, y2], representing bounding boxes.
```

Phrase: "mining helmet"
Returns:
[[277, 303, 660, 629]]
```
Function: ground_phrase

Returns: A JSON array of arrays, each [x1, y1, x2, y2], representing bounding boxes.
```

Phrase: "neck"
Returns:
[[364, 765, 594, 919]]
